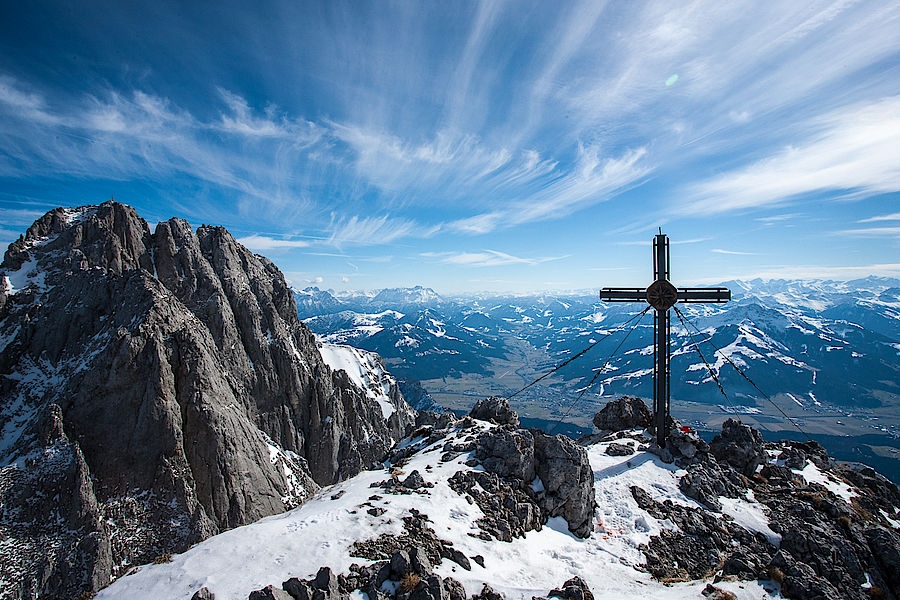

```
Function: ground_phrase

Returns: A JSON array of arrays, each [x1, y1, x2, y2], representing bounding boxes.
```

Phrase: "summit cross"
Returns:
[[600, 231, 731, 449]]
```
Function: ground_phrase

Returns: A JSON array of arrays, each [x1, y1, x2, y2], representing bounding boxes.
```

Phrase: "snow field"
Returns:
[[318, 343, 396, 418]]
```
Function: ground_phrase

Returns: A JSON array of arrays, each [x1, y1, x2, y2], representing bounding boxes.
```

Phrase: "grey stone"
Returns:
[[531, 430, 596, 538], [678, 455, 744, 511], [469, 396, 519, 427], [192, 587, 216, 600], [605, 442, 634, 456], [249, 585, 294, 600], [402, 470, 426, 489], [592, 396, 651, 431], [283, 578, 313, 600], [442, 577, 466, 600], [409, 546, 433, 576], [390, 550, 412, 578], [769, 550, 844, 600], [314, 566, 341, 597], [470, 583, 504, 600], [409, 574, 447, 600], [548, 576, 594, 600], [474, 428, 535, 481], [709, 419, 765, 476], [866, 526, 900, 595], [439, 545, 471, 570]]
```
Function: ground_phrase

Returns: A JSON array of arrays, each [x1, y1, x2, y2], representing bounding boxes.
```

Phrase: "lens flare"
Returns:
[[665, 74, 679, 86]]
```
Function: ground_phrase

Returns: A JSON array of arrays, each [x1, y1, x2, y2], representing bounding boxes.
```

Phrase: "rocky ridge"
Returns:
[[0, 202, 415, 600], [591, 397, 900, 600], [93, 396, 900, 600]]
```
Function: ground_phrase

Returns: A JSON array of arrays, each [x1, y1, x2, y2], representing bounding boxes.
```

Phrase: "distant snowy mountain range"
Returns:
[[298, 279, 900, 479], [299, 278, 900, 409]]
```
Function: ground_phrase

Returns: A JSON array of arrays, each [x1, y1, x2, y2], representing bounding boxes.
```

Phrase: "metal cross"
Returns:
[[600, 231, 730, 449]]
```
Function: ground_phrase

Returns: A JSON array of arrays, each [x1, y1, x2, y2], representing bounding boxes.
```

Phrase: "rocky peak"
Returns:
[[0, 201, 415, 599]]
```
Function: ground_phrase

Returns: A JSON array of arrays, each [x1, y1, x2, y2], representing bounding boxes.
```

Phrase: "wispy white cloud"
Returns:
[[756, 214, 801, 223], [0, 207, 47, 226], [680, 96, 900, 215], [327, 215, 438, 246], [422, 249, 566, 267], [836, 226, 900, 237], [858, 212, 900, 223], [0, 78, 323, 224], [236, 234, 310, 251], [217, 89, 321, 141], [448, 144, 650, 234], [711, 248, 758, 255], [618, 236, 710, 246]]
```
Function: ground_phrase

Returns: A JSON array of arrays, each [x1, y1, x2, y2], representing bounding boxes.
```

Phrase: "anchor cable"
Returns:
[[547, 307, 650, 434], [506, 306, 652, 402], [672, 305, 772, 434], [673, 304, 812, 442]]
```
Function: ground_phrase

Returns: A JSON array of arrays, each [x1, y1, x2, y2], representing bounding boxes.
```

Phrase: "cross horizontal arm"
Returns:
[[600, 287, 647, 302], [677, 287, 731, 303]]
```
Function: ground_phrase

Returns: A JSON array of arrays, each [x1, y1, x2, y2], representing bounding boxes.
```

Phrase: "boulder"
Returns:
[[605, 442, 634, 456], [474, 428, 535, 481], [678, 454, 745, 511], [249, 585, 293, 600], [409, 546, 433, 576], [548, 576, 594, 600], [531, 430, 596, 538], [709, 419, 766, 476], [442, 578, 466, 600], [408, 574, 447, 600], [313, 566, 342, 599], [390, 550, 412, 578], [402, 470, 426, 490], [470, 584, 504, 600], [592, 396, 651, 431], [469, 396, 519, 427], [283, 578, 313, 600], [664, 420, 709, 459], [192, 588, 216, 600]]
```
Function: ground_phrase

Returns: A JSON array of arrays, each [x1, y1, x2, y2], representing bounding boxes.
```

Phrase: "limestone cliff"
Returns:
[[0, 201, 415, 599]]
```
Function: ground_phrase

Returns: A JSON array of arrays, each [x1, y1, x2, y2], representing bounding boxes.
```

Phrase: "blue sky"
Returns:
[[1, 0, 899, 293]]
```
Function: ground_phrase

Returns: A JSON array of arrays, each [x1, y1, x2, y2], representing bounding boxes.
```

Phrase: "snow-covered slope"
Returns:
[[97, 420, 781, 600], [319, 343, 408, 420]]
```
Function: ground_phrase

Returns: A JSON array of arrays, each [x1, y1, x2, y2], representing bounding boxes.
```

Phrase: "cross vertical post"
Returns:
[[652, 233, 671, 448], [599, 231, 730, 449]]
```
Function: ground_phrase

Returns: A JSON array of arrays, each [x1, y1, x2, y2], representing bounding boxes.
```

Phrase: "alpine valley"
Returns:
[[2, 203, 899, 600], [299, 280, 900, 482]]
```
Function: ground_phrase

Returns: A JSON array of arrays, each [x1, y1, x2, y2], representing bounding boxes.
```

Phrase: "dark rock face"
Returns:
[[0, 404, 113, 600], [531, 431, 596, 538], [448, 470, 543, 542], [592, 396, 651, 431], [0, 202, 415, 599], [677, 454, 745, 511], [192, 587, 216, 600], [469, 396, 519, 427], [605, 442, 634, 457], [466, 422, 595, 539], [473, 428, 535, 481], [548, 576, 594, 600], [624, 416, 900, 600], [631, 485, 775, 581], [709, 418, 766, 476]]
